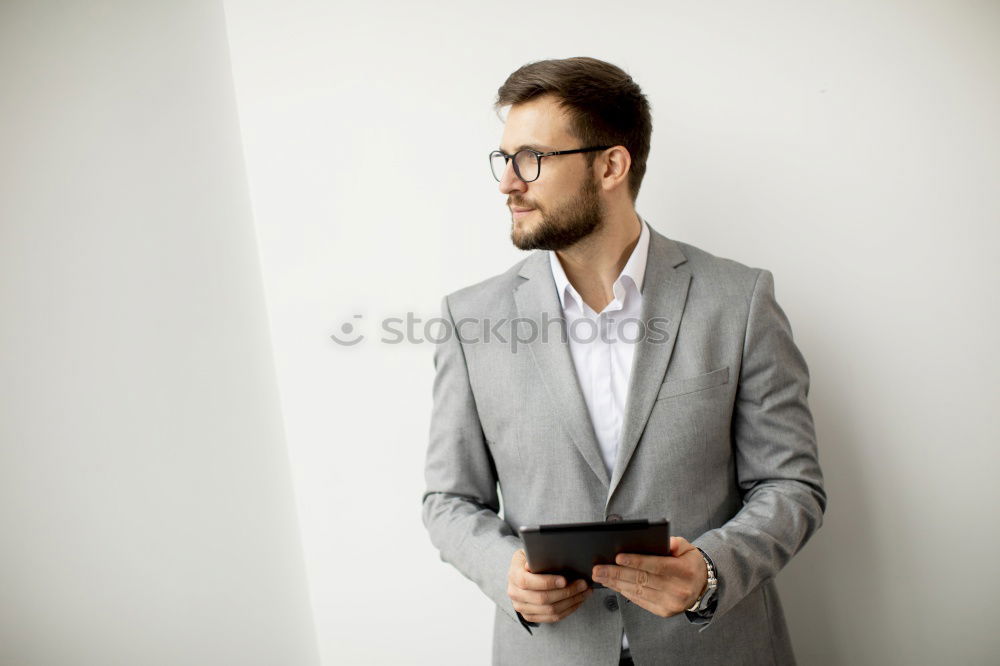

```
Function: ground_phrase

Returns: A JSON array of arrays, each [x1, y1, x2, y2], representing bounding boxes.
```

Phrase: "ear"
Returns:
[[596, 146, 632, 194]]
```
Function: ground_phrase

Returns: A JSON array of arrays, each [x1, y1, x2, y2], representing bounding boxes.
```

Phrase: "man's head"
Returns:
[[493, 57, 652, 251]]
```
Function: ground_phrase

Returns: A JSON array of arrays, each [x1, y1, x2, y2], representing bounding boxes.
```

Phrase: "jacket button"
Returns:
[[604, 596, 620, 611], [606, 514, 623, 522]]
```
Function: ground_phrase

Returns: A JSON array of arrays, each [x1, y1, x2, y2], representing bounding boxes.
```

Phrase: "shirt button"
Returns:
[[606, 513, 623, 522], [604, 596, 620, 611]]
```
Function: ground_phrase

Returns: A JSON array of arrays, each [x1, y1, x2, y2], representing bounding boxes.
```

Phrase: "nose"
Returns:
[[498, 159, 526, 196]]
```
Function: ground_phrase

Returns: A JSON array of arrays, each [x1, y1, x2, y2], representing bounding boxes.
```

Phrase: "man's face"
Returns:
[[498, 95, 604, 251]]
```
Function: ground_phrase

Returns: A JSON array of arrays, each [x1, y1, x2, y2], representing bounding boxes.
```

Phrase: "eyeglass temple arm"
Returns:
[[539, 146, 612, 157]]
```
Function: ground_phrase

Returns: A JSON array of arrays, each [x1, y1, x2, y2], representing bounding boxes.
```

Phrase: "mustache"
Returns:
[[507, 196, 538, 209]]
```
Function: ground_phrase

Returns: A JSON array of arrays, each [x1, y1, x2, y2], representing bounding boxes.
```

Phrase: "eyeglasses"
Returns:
[[489, 146, 612, 183]]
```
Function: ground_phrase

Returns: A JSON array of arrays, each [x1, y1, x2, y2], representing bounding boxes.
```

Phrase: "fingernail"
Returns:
[[556, 578, 566, 588]]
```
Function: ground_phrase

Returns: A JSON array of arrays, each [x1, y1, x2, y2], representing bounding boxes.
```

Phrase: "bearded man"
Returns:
[[422, 56, 825, 666]]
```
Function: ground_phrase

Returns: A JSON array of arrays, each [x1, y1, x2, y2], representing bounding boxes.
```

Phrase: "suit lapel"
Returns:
[[608, 226, 691, 500], [513, 252, 610, 489], [511, 225, 691, 498]]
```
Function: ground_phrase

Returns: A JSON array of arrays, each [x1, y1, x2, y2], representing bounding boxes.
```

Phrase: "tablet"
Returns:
[[519, 518, 670, 588]]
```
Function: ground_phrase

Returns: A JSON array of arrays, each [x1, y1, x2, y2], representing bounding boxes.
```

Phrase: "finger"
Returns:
[[598, 565, 699, 618], [595, 566, 682, 617], [615, 585, 675, 618], [512, 550, 568, 589], [612, 553, 679, 578], [516, 567, 568, 591], [511, 578, 589, 605], [553, 596, 589, 621], [518, 589, 592, 623], [516, 594, 587, 621], [593, 567, 662, 602], [521, 602, 584, 623], [514, 549, 540, 575], [592, 563, 664, 590], [549, 594, 590, 622], [515, 587, 591, 616]]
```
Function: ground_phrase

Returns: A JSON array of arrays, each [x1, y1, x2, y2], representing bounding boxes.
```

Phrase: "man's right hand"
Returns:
[[507, 549, 592, 623]]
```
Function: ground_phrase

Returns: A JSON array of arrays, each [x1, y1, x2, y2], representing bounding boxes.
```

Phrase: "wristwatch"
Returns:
[[686, 549, 718, 613]]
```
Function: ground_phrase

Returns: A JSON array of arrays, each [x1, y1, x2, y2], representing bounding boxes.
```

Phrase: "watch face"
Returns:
[[698, 586, 717, 611]]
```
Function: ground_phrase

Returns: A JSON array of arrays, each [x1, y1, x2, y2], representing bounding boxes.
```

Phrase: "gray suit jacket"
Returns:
[[422, 221, 825, 665]]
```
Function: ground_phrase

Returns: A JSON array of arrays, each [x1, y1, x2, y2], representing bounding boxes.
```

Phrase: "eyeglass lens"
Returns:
[[491, 150, 540, 182]]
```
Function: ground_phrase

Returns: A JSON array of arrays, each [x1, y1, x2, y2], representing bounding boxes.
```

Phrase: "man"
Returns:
[[422, 57, 825, 665]]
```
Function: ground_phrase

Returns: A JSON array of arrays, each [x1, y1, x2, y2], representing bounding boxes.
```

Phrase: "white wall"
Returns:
[[225, 0, 1000, 662], [0, 2, 319, 665], [225, 1, 1000, 663]]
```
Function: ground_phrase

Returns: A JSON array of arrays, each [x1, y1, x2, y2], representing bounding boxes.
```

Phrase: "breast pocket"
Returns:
[[655, 366, 730, 400]]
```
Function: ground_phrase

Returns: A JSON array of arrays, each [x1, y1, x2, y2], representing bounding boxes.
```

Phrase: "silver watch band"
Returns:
[[686, 550, 718, 613]]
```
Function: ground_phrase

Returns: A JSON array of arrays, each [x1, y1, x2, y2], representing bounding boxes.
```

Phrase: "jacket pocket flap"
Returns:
[[656, 366, 730, 401]]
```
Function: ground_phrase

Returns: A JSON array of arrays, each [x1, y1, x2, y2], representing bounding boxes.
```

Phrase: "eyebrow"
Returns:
[[498, 143, 555, 153]]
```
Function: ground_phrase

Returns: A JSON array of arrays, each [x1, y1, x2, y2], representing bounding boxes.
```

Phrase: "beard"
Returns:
[[509, 176, 603, 251]]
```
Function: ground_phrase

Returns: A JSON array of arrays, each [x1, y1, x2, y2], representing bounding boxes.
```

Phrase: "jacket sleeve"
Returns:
[[692, 268, 827, 624], [421, 294, 534, 633]]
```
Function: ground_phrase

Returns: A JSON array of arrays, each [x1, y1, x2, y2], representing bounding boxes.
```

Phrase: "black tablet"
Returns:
[[518, 518, 670, 588]]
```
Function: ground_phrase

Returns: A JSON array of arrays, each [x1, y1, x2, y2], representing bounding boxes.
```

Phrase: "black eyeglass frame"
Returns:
[[489, 145, 613, 183]]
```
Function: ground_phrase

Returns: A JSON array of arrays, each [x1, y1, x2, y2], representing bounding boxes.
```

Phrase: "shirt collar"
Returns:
[[548, 217, 651, 311]]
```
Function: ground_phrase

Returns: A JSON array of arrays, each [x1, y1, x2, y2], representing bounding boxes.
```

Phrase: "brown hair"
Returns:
[[495, 57, 652, 201]]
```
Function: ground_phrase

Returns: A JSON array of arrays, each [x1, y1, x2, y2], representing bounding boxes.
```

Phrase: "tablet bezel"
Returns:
[[518, 518, 670, 587]]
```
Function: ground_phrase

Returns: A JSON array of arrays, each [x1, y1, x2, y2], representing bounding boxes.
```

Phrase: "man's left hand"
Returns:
[[591, 536, 708, 618]]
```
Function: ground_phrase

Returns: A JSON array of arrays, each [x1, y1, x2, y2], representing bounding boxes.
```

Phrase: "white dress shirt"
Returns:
[[548, 218, 650, 651], [548, 218, 650, 482]]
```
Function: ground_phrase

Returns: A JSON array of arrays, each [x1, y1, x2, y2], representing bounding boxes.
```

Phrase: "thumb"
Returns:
[[669, 536, 693, 557], [517, 550, 537, 573]]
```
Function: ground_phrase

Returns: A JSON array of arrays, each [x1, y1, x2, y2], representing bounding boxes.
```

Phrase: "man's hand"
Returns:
[[507, 549, 592, 623], [591, 536, 708, 618]]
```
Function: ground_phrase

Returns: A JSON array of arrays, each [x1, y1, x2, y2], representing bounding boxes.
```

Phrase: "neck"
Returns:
[[554, 202, 642, 313]]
